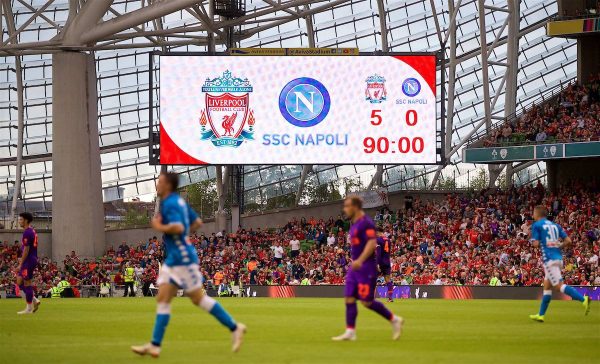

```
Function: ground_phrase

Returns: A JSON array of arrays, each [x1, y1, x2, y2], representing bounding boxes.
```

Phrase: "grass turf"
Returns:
[[0, 297, 598, 364]]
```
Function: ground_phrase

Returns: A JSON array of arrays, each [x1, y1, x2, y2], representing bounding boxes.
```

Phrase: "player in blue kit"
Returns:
[[332, 196, 403, 341], [529, 205, 591, 322], [16, 212, 41, 315], [131, 172, 246, 357], [376, 230, 394, 302]]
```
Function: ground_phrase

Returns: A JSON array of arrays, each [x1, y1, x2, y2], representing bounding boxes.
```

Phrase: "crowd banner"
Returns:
[[246, 285, 600, 300], [355, 188, 389, 208], [2, 285, 597, 300]]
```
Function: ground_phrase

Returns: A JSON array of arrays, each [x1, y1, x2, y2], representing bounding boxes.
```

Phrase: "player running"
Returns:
[[332, 196, 403, 341], [131, 172, 246, 357], [376, 229, 394, 302], [16, 212, 41, 315], [528, 205, 591, 322]]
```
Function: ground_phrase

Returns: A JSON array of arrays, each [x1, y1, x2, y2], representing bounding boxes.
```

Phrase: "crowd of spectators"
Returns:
[[483, 74, 600, 146], [1, 182, 599, 295]]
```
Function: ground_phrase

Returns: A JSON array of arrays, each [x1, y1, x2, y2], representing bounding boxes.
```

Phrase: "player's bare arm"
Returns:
[[18, 245, 29, 270], [190, 217, 203, 232], [351, 238, 376, 271], [561, 236, 572, 248], [151, 214, 184, 235]]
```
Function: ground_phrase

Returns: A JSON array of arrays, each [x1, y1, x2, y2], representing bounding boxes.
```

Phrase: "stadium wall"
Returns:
[[239, 190, 449, 230], [546, 157, 600, 191], [0, 229, 52, 258], [0, 191, 450, 258], [578, 35, 600, 83], [104, 219, 218, 248]]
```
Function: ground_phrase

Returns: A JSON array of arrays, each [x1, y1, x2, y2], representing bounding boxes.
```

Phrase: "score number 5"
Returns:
[[370, 110, 418, 126]]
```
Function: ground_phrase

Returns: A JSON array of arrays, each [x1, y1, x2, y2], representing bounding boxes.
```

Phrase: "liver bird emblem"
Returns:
[[222, 112, 237, 136]]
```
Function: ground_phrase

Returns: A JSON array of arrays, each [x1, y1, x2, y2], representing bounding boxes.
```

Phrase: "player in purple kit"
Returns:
[[332, 196, 403, 341], [376, 229, 394, 302], [16, 212, 41, 315]]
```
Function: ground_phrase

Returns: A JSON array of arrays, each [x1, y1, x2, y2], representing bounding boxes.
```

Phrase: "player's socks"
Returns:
[[198, 295, 237, 331], [24, 286, 34, 305], [391, 316, 404, 340], [560, 284, 584, 302], [539, 290, 552, 316], [367, 300, 394, 321], [345, 302, 357, 329], [150, 303, 171, 346], [583, 295, 591, 315], [23, 286, 34, 312]]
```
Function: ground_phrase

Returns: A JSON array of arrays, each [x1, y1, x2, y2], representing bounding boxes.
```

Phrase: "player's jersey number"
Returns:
[[358, 283, 370, 300], [542, 223, 560, 248]]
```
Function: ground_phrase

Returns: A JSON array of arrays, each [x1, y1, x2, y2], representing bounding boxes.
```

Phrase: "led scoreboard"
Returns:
[[156, 54, 440, 165]]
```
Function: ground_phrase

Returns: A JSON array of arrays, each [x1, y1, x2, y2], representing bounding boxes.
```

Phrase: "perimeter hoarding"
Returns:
[[156, 54, 441, 165]]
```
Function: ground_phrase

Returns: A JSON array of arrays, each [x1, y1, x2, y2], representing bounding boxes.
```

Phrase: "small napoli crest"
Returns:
[[365, 74, 387, 103], [199, 70, 256, 147]]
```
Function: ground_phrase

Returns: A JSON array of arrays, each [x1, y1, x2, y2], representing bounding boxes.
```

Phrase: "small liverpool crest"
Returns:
[[365, 74, 387, 103], [199, 70, 256, 147]]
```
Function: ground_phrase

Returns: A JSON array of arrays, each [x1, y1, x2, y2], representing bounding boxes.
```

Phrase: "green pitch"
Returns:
[[0, 298, 598, 364]]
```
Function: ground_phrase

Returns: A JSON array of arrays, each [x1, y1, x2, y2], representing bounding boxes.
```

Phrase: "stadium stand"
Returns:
[[482, 74, 600, 146], [2, 183, 598, 297]]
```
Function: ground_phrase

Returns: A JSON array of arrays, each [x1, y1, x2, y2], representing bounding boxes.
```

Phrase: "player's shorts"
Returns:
[[543, 259, 563, 286], [345, 266, 377, 302], [157, 263, 203, 292], [18, 261, 37, 280], [379, 263, 391, 276]]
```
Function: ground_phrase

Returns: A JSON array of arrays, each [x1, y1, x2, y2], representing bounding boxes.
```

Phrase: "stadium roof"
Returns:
[[0, 0, 576, 219]]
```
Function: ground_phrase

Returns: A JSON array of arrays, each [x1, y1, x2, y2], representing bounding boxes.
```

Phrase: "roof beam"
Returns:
[[62, 0, 114, 45], [80, 0, 203, 45]]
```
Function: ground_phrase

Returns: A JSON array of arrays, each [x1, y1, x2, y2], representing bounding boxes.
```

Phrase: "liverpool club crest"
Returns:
[[199, 70, 256, 147], [365, 74, 387, 103]]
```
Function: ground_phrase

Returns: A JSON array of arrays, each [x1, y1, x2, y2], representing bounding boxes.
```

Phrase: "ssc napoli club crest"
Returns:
[[365, 74, 387, 103], [402, 77, 421, 97], [199, 70, 256, 147], [279, 77, 330, 127]]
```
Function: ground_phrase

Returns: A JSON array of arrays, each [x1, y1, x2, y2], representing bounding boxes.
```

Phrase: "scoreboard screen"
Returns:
[[158, 54, 439, 165]]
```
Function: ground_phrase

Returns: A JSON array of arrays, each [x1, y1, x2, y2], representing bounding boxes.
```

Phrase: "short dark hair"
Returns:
[[19, 212, 33, 223], [346, 195, 363, 209], [161, 171, 179, 191], [534, 205, 548, 217]]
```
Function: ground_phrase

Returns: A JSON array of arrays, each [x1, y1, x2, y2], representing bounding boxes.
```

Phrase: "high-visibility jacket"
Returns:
[[51, 286, 62, 298], [58, 280, 71, 292], [301, 278, 311, 286], [124, 267, 135, 283]]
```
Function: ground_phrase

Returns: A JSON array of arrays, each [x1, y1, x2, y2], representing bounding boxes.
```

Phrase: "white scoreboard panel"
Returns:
[[158, 54, 439, 165]]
